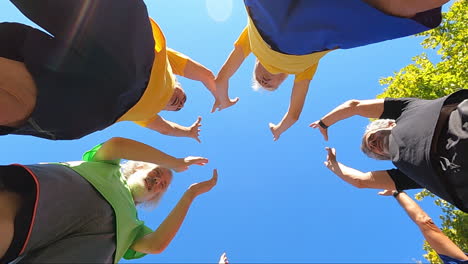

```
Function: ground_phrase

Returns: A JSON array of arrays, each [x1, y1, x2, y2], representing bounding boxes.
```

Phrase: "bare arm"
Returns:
[[181, 57, 216, 96], [93, 137, 207, 172], [310, 99, 385, 141], [212, 45, 246, 112], [394, 192, 468, 260], [324, 147, 396, 190], [130, 170, 218, 254], [269, 79, 310, 141], [146, 115, 202, 143]]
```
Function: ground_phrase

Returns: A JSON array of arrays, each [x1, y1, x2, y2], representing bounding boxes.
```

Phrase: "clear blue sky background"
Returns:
[[0, 1, 456, 263]]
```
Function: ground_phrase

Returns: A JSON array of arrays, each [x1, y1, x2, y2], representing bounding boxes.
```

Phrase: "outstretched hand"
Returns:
[[219, 253, 229, 264], [378, 190, 395, 196], [188, 116, 202, 143], [309, 120, 329, 141], [324, 147, 337, 170], [269, 123, 282, 141], [173, 156, 209, 172], [211, 78, 239, 112], [187, 169, 218, 198]]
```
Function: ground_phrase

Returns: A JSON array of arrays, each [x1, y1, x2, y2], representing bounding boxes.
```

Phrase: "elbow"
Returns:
[[353, 178, 368, 189], [288, 111, 301, 122], [415, 213, 438, 230], [149, 242, 169, 254], [104, 137, 128, 149], [344, 99, 361, 109]]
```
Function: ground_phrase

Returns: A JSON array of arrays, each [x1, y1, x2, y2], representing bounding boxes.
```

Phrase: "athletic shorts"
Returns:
[[0, 164, 116, 263], [0, 0, 155, 140]]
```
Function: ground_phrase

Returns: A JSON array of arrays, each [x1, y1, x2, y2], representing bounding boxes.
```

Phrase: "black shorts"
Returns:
[[0, 0, 155, 140]]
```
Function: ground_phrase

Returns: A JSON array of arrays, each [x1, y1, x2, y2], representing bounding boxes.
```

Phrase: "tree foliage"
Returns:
[[377, 1, 468, 263]]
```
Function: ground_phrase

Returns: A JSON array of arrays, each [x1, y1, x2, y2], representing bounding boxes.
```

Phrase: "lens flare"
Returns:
[[206, 0, 233, 22]]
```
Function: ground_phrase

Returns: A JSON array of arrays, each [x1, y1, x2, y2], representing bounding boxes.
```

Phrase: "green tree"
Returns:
[[377, 1, 468, 263]]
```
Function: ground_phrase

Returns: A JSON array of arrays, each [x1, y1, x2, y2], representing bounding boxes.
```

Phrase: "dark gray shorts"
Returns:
[[9, 164, 116, 263]]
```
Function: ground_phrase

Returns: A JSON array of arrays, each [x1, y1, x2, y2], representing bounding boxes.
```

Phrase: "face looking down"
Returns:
[[127, 166, 172, 204], [164, 85, 187, 111], [254, 60, 288, 90]]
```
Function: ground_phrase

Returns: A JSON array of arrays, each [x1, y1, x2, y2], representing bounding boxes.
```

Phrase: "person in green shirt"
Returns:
[[0, 137, 216, 263]]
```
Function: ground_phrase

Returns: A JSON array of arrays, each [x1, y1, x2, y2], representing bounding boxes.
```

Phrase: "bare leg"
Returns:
[[0, 57, 37, 126], [0, 191, 23, 258], [363, 0, 449, 18]]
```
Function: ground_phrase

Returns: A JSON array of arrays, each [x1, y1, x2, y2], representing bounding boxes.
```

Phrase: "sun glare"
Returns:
[[206, 0, 233, 22]]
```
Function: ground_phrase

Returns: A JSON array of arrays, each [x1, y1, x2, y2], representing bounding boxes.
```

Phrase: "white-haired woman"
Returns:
[[0, 137, 215, 263], [310, 90, 468, 212]]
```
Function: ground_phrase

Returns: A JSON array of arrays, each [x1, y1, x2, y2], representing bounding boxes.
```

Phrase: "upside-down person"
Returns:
[[311, 90, 468, 212], [0, 0, 215, 141], [213, 0, 448, 141], [0, 137, 215, 263]]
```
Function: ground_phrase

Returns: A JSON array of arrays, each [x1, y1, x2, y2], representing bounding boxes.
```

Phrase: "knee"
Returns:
[[0, 58, 37, 125]]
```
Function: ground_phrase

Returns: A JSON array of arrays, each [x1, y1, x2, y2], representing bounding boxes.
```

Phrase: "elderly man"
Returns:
[[381, 190, 467, 263], [310, 90, 468, 212], [0, 137, 215, 263]]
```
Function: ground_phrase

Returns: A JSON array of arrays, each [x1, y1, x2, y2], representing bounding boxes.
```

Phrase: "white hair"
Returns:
[[121, 160, 173, 208], [361, 119, 395, 160]]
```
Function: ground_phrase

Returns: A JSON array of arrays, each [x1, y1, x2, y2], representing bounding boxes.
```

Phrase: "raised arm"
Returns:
[[269, 79, 311, 141], [310, 98, 385, 141], [146, 115, 202, 143], [130, 169, 218, 254], [94, 137, 207, 171], [324, 147, 396, 190], [212, 44, 246, 112], [387, 191, 468, 260], [167, 49, 216, 96]]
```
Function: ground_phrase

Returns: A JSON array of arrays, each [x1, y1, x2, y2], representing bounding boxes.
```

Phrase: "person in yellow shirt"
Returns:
[[213, 0, 447, 141], [0, 0, 214, 140]]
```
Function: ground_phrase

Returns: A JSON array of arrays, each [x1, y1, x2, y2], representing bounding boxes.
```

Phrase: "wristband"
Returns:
[[318, 120, 329, 129], [392, 190, 404, 198]]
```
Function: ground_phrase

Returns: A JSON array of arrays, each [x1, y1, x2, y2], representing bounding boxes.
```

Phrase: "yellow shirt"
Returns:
[[235, 17, 332, 82], [117, 18, 188, 127]]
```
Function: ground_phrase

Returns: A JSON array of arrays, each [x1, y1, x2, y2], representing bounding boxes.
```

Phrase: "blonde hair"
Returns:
[[121, 161, 173, 208]]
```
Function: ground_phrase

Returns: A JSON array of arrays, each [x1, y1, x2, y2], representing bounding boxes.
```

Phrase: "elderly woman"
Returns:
[[310, 90, 468, 212], [0, 137, 215, 263], [0, 0, 214, 140], [381, 190, 467, 264], [212, 0, 447, 141]]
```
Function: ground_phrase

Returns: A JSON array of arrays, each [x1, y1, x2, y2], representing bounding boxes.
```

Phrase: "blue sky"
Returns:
[[0, 1, 456, 263]]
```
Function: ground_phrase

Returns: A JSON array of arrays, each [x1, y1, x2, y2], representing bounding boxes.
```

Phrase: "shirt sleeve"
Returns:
[[123, 225, 154, 260], [387, 169, 423, 190], [82, 143, 121, 165], [234, 27, 251, 58], [380, 97, 419, 120], [294, 63, 319, 82], [133, 115, 159, 128], [438, 253, 468, 264], [167, 48, 189, 76]]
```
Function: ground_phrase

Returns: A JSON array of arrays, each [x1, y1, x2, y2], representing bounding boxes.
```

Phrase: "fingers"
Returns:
[[211, 102, 219, 113], [309, 121, 319, 128], [186, 157, 209, 166], [194, 136, 201, 143], [219, 252, 229, 264], [325, 147, 336, 156], [323, 130, 329, 141], [194, 116, 202, 126], [212, 169, 218, 183]]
